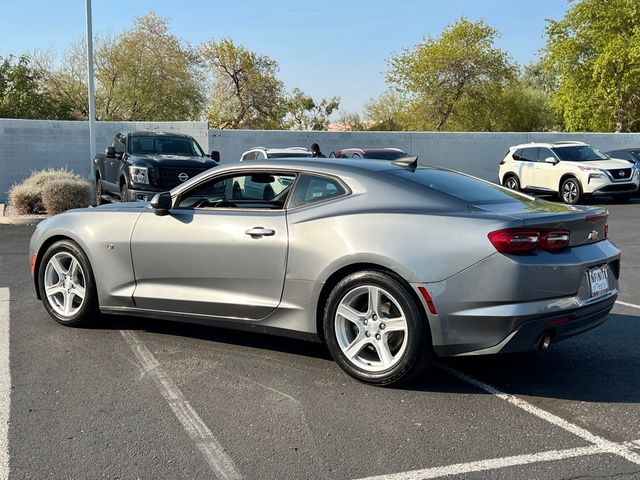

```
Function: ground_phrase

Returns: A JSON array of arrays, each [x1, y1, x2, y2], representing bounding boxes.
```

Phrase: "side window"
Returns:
[[288, 174, 346, 208], [176, 172, 296, 209], [512, 149, 523, 160], [520, 148, 539, 162], [538, 148, 556, 162], [242, 152, 256, 161], [256, 152, 266, 160]]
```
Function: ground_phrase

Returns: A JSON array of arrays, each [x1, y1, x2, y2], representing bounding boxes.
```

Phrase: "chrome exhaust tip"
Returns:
[[535, 334, 552, 350]]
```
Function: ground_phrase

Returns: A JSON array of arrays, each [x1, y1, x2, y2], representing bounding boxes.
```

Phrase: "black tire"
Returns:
[[96, 178, 103, 206], [120, 180, 129, 202], [560, 177, 582, 205], [38, 239, 99, 327], [503, 175, 520, 191], [323, 271, 432, 386]]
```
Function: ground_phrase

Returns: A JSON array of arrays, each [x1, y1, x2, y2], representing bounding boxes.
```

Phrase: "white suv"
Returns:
[[240, 147, 312, 161], [499, 141, 640, 204]]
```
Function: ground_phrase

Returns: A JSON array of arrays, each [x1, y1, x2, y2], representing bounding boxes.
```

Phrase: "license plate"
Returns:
[[588, 265, 609, 297]]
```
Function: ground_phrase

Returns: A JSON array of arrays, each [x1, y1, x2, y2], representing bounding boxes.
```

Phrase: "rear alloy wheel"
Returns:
[[561, 177, 581, 205], [504, 175, 520, 191], [38, 240, 99, 327], [324, 271, 432, 386]]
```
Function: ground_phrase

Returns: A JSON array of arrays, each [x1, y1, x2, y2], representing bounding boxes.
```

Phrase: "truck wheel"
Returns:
[[120, 182, 129, 202]]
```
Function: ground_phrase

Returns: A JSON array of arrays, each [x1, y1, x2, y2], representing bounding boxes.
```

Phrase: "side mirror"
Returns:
[[150, 192, 172, 216], [211, 151, 220, 162], [105, 146, 116, 158], [544, 157, 558, 164]]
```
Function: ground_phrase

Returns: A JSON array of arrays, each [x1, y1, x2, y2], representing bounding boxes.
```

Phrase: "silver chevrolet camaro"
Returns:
[[29, 158, 620, 385]]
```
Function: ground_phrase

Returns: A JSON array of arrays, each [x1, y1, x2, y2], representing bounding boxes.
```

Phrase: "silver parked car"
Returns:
[[30, 158, 620, 385]]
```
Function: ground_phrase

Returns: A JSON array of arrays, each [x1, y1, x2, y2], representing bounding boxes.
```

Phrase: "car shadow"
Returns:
[[99, 312, 639, 404]]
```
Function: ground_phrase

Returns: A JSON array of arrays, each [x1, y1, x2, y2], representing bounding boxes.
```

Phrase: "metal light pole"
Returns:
[[85, 0, 97, 175]]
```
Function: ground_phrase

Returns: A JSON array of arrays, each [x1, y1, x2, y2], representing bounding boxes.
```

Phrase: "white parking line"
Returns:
[[616, 300, 640, 311], [0, 288, 10, 480], [438, 364, 640, 466], [120, 330, 242, 480], [354, 444, 610, 480]]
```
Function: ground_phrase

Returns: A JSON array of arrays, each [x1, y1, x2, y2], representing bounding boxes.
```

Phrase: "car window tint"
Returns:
[[390, 168, 527, 205], [242, 152, 257, 161], [520, 148, 539, 162], [538, 148, 556, 162], [114, 135, 125, 154], [512, 149, 523, 160], [177, 172, 295, 209], [288, 175, 346, 208]]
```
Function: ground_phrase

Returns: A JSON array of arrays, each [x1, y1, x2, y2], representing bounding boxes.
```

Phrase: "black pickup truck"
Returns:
[[93, 131, 219, 203]]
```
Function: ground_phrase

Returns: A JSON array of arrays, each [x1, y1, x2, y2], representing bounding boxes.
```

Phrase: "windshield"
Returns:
[[363, 151, 408, 160], [130, 136, 204, 156], [551, 146, 608, 162], [267, 153, 312, 158]]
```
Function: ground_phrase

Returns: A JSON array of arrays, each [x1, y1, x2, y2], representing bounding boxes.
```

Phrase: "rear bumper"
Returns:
[[412, 239, 621, 356], [453, 293, 616, 356]]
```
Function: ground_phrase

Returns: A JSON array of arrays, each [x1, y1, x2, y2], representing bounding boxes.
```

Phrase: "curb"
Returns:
[[0, 204, 47, 225]]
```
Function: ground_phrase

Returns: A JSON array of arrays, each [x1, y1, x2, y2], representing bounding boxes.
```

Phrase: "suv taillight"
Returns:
[[488, 229, 570, 253]]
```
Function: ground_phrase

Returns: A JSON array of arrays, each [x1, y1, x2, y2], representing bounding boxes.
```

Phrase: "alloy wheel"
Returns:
[[334, 285, 408, 372], [44, 252, 86, 317], [562, 180, 579, 204]]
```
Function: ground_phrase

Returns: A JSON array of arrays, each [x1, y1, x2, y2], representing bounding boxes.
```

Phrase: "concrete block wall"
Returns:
[[0, 119, 208, 201], [209, 130, 640, 182], [2, 118, 640, 202]]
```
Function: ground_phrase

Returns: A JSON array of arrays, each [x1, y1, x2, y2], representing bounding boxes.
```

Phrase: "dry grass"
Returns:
[[41, 179, 91, 215]]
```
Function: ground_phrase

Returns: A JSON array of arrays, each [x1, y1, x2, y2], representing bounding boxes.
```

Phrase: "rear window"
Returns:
[[390, 168, 525, 205]]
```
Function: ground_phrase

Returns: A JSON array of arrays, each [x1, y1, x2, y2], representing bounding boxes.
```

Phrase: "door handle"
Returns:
[[245, 227, 275, 237]]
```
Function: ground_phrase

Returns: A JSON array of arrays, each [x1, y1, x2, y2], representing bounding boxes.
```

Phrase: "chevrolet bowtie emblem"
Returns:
[[588, 230, 599, 240]]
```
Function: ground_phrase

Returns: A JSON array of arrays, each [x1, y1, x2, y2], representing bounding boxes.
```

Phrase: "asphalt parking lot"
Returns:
[[1, 197, 639, 480]]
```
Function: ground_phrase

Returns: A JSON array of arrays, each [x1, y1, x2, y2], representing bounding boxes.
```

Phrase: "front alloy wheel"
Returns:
[[38, 240, 99, 327], [561, 178, 581, 204], [324, 271, 432, 386]]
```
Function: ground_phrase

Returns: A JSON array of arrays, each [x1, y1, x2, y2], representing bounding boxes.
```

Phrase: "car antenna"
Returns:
[[392, 155, 419, 172]]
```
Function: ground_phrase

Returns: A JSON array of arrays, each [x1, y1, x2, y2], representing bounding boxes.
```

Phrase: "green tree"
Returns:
[[363, 89, 408, 131], [201, 38, 287, 129], [285, 88, 340, 130], [0, 54, 72, 119], [336, 111, 366, 131], [545, 0, 640, 132], [387, 18, 517, 131], [42, 13, 205, 121]]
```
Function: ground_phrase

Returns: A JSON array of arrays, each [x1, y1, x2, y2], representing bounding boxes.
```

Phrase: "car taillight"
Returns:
[[499, 159, 505, 165], [604, 223, 608, 238], [488, 229, 570, 253], [540, 231, 570, 251]]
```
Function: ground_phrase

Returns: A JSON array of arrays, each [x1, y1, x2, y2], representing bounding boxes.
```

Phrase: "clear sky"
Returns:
[[1, 0, 569, 114]]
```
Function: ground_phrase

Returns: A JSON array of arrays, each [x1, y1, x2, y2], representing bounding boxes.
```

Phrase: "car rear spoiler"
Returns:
[[392, 156, 419, 172]]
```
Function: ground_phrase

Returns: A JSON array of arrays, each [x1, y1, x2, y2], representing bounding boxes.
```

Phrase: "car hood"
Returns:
[[130, 154, 216, 167], [566, 159, 634, 169]]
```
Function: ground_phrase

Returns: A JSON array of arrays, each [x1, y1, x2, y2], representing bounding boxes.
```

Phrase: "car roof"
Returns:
[[509, 141, 588, 149], [338, 148, 405, 153], [243, 147, 311, 155], [605, 147, 640, 152]]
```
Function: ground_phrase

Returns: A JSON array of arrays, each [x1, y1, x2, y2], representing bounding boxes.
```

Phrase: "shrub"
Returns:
[[8, 168, 85, 215], [9, 183, 45, 215], [42, 179, 91, 215]]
